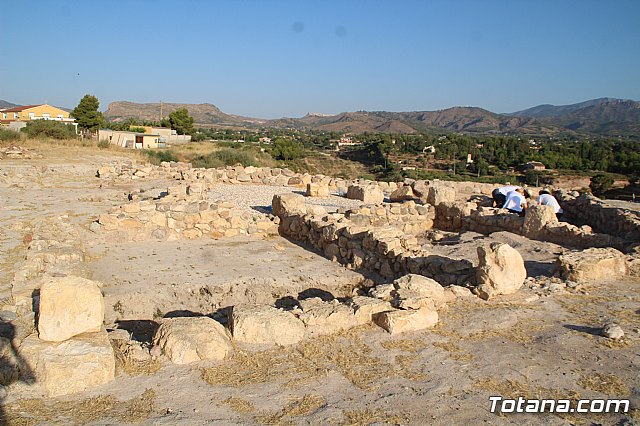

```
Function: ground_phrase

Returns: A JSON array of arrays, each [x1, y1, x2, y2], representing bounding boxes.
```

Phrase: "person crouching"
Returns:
[[503, 187, 531, 217]]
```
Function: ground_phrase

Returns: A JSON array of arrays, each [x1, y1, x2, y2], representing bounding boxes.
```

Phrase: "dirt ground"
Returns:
[[1, 144, 638, 425]]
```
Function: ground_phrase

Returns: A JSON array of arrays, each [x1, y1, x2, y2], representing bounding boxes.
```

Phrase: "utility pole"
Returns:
[[159, 101, 163, 124]]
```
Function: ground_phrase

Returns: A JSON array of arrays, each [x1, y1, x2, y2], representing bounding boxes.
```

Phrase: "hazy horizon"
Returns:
[[2, 0, 639, 119]]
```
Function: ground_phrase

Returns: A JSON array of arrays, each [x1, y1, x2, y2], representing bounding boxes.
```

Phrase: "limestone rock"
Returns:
[[230, 304, 305, 346], [476, 243, 527, 300], [297, 298, 358, 335], [272, 193, 307, 218], [393, 274, 446, 307], [374, 307, 439, 334], [427, 186, 455, 206], [411, 181, 430, 198], [444, 285, 474, 300], [346, 185, 384, 204], [602, 323, 624, 340], [349, 296, 394, 325], [368, 283, 395, 301], [306, 183, 330, 197], [557, 248, 628, 283], [522, 204, 557, 238], [38, 276, 105, 342], [18, 331, 115, 397], [389, 186, 414, 202], [153, 316, 232, 364]]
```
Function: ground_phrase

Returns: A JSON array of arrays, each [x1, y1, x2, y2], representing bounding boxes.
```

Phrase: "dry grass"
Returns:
[[2, 389, 156, 425], [254, 394, 326, 425], [432, 341, 475, 362], [577, 373, 630, 397], [203, 327, 425, 392], [395, 354, 428, 381], [340, 408, 406, 426], [380, 337, 428, 353], [111, 340, 162, 376], [466, 320, 548, 344], [223, 397, 256, 414]]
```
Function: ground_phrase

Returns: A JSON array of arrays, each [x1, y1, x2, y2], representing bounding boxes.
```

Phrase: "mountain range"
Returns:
[[2, 97, 638, 137]]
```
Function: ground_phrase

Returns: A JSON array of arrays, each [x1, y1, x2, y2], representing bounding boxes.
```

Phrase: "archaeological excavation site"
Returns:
[[0, 146, 638, 425]]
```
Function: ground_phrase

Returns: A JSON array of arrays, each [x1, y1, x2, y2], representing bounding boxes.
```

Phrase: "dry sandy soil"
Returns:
[[0, 144, 638, 425]]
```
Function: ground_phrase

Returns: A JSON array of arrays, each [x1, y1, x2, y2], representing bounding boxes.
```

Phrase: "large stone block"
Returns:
[[154, 316, 232, 364], [19, 331, 115, 397], [392, 274, 447, 308], [476, 243, 526, 300], [272, 193, 307, 218], [297, 298, 358, 335], [427, 186, 455, 206], [230, 304, 306, 346], [346, 185, 384, 204], [306, 183, 330, 197], [389, 186, 414, 202], [522, 204, 557, 237], [374, 306, 439, 334], [349, 296, 394, 325], [38, 276, 105, 342], [557, 248, 628, 282]]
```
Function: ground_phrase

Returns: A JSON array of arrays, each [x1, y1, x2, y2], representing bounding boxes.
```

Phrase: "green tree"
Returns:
[[271, 138, 304, 160], [590, 173, 614, 196], [71, 94, 104, 135], [169, 108, 195, 135]]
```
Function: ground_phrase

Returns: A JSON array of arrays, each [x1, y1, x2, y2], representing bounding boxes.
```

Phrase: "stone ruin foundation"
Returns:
[[1, 158, 637, 400]]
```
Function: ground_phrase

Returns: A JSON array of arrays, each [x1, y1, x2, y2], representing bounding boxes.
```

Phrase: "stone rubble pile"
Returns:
[[0, 146, 41, 160]]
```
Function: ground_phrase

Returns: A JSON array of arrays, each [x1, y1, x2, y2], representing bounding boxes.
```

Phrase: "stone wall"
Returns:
[[273, 194, 474, 285], [434, 202, 624, 250], [97, 160, 499, 204], [97, 160, 635, 248], [96, 184, 278, 242], [558, 192, 640, 242]]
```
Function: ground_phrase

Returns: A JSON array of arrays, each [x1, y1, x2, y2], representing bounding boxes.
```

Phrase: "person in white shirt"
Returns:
[[492, 185, 522, 207], [503, 188, 529, 216], [538, 189, 563, 220]]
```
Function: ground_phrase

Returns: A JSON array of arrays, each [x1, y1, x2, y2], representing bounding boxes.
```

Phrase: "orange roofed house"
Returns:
[[0, 104, 78, 133]]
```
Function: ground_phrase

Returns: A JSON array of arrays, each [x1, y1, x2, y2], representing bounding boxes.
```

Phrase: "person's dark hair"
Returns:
[[539, 190, 550, 195]]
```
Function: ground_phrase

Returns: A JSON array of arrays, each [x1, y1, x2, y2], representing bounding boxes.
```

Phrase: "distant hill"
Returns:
[[0, 100, 19, 109], [510, 98, 640, 137], [103, 98, 639, 137], [103, 101, 266, 127], [268, 107, 557, 135]]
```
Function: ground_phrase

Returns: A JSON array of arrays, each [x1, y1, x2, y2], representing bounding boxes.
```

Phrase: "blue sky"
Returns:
[[1, 0, 639, 118]]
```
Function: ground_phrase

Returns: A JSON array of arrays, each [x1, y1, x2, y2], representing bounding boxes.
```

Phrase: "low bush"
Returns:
[[143, 149, 180, 164], [191, 148, 258, 168], [22, 120, 77, 140], [0, 128, 21, 142]]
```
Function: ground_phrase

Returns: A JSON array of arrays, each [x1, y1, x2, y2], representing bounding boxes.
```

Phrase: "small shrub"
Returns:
[[191, 148, 258, 168], [129, 126, 146, 133], [22, 120, 77, 140], [98, 140, 111, 149], [0, 128, 21, 142], [144, 149, 179, 165]]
